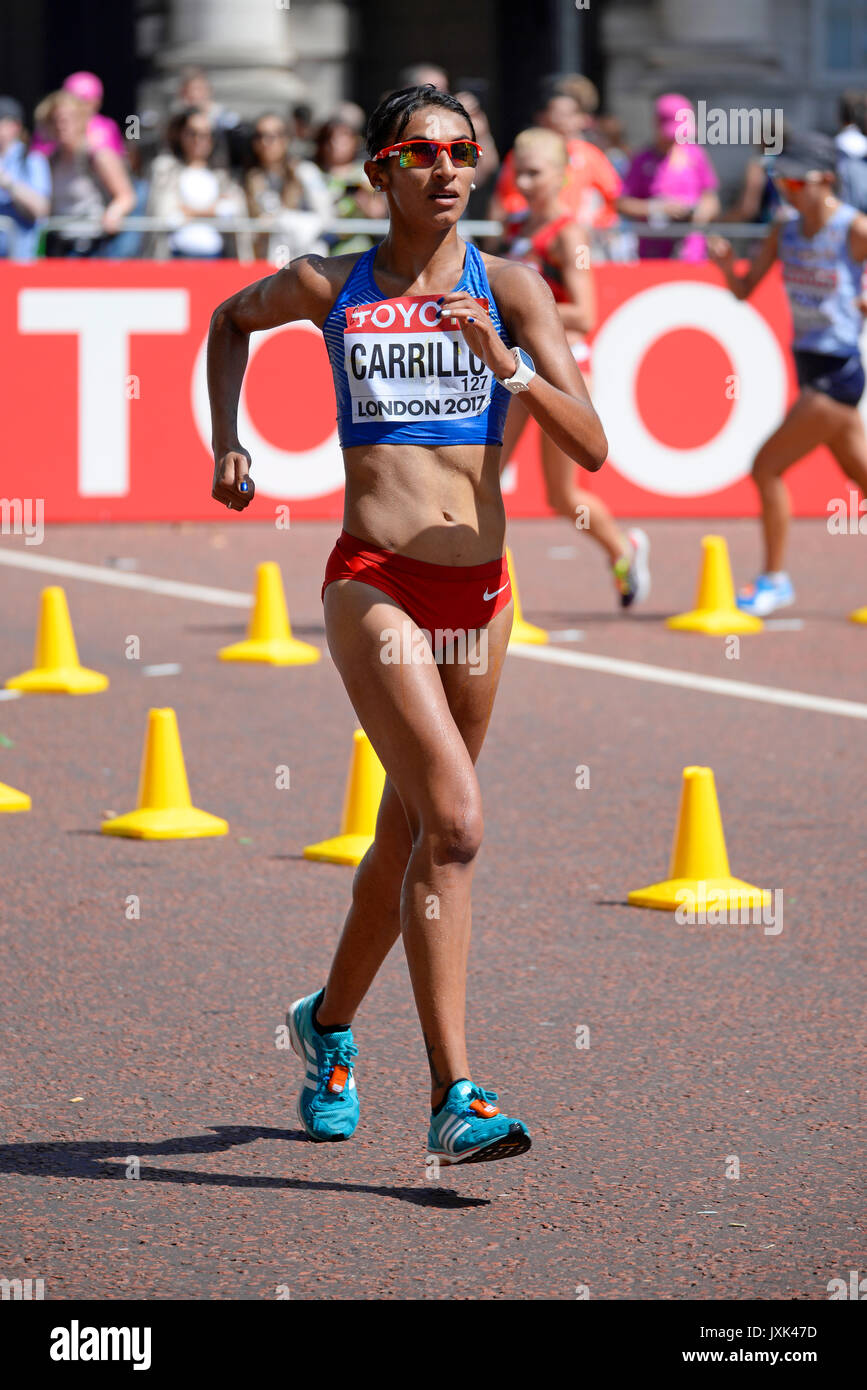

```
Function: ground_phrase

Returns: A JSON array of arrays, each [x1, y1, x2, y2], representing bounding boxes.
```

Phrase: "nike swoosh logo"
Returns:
[[482, 581, 510, 601]]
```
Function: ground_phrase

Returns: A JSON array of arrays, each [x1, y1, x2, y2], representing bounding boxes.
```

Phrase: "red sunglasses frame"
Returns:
[[371, 138, 483, 166]]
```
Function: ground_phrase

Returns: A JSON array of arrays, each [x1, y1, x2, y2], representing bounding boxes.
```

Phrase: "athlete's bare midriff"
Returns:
[[340, 438, 507, 564]]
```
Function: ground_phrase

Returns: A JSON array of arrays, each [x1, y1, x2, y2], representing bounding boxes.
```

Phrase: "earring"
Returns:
[[471, 182, 477, 189]]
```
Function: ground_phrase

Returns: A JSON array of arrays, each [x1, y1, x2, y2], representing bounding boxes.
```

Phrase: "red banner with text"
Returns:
[[0, 259, 857, 522]]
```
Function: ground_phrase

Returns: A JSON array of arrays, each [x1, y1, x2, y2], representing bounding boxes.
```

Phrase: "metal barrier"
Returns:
[[0, 213, 772, 261]]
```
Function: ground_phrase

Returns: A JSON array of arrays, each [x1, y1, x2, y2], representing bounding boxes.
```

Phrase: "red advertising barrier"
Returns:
[[0, 259, 855, 522]]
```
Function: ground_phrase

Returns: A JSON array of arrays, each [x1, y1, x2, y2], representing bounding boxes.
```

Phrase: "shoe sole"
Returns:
[[427, 1127, 532, 1166], [737, 592, 796, 619], [286, 996, 351, 1144], [622, 528, 651, 608]]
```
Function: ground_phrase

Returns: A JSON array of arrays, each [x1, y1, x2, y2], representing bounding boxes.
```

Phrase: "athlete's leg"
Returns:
[[751, 390, 842, 572], [538, 429, 627, 561], [315, 776, 411, 1028], [826, 403, 867, 495], [320, 578, 512, 1105]]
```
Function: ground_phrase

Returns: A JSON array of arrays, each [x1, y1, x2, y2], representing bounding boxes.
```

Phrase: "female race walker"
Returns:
[[708, 131, 867, 617], [500, 126, 649, 607], [207, 85, 607, 1166]]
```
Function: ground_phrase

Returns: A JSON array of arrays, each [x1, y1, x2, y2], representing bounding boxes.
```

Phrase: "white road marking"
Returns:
[[510, 643, 867, 721], [142, 663, 182, 677], [547, 629, 585, 642], [0, 548, 252, 608], [2, 546, 863, 720], [0, 690, 23, 701]]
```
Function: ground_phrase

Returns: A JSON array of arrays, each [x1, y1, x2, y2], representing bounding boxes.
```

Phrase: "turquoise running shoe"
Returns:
[[286, 988, 359, 1142], [426, 1079, 531, 1166]]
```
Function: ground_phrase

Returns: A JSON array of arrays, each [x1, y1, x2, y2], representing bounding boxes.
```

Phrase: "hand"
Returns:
[[435, 291, 515, 378], [212, 448, 255, 511], [706, 235, 734, 267], [102, 204, 125, 235], [662, 199, 693, 221]]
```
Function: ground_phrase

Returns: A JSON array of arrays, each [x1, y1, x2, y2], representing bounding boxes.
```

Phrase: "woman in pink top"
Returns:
[[618, 93, 720, 261], [32, 71, 125, 158]]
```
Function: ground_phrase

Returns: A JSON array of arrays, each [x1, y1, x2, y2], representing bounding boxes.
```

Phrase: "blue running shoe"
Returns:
[[736, 571, 795, 618], [427, 1079, 531, 1166], [286, 989, 359, 1142]]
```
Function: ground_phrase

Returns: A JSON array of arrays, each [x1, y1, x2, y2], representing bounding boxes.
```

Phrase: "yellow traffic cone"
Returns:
[[850, 606, 867, 623], [666, 536, 763, 635], [0, 781, 30, 812], [219, 562, 320, 665], [6, 586, 108, 693], [304, 728, 385, 865], [628, 766, 770, 912], [102, 708, 228, 840], [506, 546, 548, 646]]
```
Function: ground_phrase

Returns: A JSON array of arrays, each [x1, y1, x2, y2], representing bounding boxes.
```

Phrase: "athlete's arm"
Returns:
[[707, 225, 779, 300], [847, 211, 867, 263], [207, 253, 340, 510], [439, 262, 607, 471], [552, 222, 596, 336]]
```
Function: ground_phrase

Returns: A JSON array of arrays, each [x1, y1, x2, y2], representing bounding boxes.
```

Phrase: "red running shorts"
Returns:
[[321, 529, 512, 634]]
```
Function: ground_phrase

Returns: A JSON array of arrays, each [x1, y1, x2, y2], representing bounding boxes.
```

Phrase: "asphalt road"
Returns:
[[0, 518, 864, 1299]]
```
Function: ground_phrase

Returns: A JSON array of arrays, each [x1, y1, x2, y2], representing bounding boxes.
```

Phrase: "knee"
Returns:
[[751, 452, 773, 487], [423, 799, 484, 865]]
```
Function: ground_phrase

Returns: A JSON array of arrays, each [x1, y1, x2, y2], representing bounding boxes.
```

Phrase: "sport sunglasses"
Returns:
[[371, 138, 483, 168]]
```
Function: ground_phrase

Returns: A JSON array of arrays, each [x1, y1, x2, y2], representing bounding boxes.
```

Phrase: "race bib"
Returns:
[[344, 294, 493, 425]]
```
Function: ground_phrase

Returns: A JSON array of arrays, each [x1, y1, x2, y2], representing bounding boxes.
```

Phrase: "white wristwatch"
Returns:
[[495, 345, 536, 393]]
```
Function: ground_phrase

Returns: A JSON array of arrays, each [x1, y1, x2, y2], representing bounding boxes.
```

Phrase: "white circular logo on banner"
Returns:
[[192, 321, 344, 499], [591, 282, 787, 496]]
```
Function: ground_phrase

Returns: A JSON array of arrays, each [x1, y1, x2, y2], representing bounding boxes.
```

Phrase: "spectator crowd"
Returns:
[[1, 63, 867, 264]]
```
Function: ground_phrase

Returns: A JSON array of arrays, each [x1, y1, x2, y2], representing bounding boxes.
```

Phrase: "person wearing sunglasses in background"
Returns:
[[207, 84, 607, 1167], [708, 131, 867, 617]]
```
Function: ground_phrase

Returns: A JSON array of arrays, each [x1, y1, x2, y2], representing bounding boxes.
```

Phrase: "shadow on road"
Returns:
[[0, 1124, 486, 1209]]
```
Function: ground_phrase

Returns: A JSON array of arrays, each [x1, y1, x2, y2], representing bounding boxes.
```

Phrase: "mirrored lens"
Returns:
[[449, 141, 478, 167], [398, 142, 437, 167]]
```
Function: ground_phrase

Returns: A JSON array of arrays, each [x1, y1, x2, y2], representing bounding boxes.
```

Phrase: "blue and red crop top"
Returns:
[[320, 239, 514, 447]]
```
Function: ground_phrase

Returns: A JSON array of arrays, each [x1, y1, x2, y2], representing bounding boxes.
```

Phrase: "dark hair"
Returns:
[[166, 105, 213, 160], [839, 89, 867, 133], [365, 84, 475, 158]]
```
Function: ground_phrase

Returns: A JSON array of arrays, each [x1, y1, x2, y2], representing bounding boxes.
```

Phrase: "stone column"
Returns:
[[157, 0, 302, 115]]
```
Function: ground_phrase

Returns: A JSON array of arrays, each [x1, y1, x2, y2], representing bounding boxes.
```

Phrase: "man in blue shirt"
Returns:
[[0, 96, 51, 259]]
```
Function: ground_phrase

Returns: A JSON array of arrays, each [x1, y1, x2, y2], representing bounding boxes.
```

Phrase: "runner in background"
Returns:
[[489, 78, 622, 256], [708, 132, 867, 616], [500, 128, 650, 607]]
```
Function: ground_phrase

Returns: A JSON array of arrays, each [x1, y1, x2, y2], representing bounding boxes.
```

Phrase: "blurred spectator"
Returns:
[[170, 67, 239, 167], [244, 112, 333, 264], [103, 133, 150, 258], [835, 90, 867, 159], [0, 96, 50, 259], [314, 114, 384, 254], [32, 71, 125, 158], [290, 102, 315, 160], [146, 107, 247, 259], [617, 93, 720, 260], [720, 141, 782, 225], [590, 115, 631, 178], [453, 81, 500, 218], [398, 64, 449, 92], [38, 90, 135, 257], [490, 81, 621, 239]]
